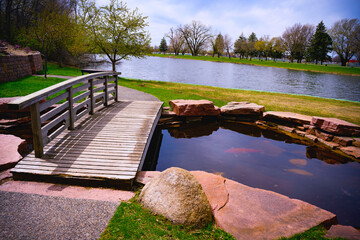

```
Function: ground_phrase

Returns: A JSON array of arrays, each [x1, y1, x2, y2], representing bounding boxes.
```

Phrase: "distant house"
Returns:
[[348, 60, 359, 67]]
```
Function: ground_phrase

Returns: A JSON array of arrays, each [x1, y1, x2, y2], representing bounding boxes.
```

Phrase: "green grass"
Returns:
[[152, 54, 360, 76], [38, 62, 82, 76], [0, 75, 66, 97], [279, 226, 346, 240], [100, 198, 234, 240], [118, 78, 360, 125]]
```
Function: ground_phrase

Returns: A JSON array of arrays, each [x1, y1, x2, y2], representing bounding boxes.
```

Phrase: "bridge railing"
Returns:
[[8, 72, 121, 158]]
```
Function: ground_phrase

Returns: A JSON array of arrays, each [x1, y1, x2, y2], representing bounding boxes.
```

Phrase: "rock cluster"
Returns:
[[161, 99, 360, 160], [138, 167, 213, 227]]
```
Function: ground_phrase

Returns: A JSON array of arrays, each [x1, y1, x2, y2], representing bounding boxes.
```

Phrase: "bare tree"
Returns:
[[330, 18, 360, 66], [166, 27, 184, 55], [223, 34, 232, 58], [179, 20, 212, 56], [282, 23, 314, 63]]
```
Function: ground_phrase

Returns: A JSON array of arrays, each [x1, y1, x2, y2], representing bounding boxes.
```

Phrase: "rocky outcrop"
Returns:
[[339, 146, 360, 159], [169, 100, 220, 116], [263, 111, 312, 125], [311, 117, 360, 136], [138, 167, 213, 227], [0, 134, 24, 170], [324, 225, 360, 240], [220, 102, 265, 116]]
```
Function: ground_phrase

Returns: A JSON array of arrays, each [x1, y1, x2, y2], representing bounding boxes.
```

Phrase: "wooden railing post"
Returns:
[[30, 102, 44, 158], [104, 76, 108, 106], [115, 75, 119, 102], [67, 87, 75, 130], [89, 78, 94, 114]]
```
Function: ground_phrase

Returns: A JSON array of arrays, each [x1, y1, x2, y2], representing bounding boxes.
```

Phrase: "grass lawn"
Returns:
[[152, 54, 360, 76], [38, 62, 82, 76], [118, 78, 360, 125], [100, 195, 344, 240]]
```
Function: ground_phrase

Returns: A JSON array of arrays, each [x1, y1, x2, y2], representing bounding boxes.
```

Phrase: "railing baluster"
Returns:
[[89, 78, 94, 114], [68, 87, 75, 130], [115, 75, 119, 102], [30, 102, 44, 158], [104, 76, 108, 106]]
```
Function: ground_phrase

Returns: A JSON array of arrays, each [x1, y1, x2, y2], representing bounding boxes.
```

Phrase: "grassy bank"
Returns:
[[118, 78, 360, 125], [38, 62, 82, 76], [152, 54, 360, 76]]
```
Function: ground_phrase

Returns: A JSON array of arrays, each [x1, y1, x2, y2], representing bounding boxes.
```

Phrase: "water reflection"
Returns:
[[143, 121, 360, 227], [86, 56, 360, 101]]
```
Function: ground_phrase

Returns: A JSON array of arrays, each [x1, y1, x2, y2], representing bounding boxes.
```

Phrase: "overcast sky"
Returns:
[[97, 0, 360, 46]]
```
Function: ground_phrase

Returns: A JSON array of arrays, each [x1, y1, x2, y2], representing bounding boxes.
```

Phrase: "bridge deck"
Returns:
[[11, 100, 163, 189]]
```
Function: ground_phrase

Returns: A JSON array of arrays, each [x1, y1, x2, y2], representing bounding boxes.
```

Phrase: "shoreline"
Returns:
[[151, 54, 360, 77]]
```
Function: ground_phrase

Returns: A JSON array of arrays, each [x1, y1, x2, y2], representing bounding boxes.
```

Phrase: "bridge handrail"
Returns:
[[8, 71, 121, 158]]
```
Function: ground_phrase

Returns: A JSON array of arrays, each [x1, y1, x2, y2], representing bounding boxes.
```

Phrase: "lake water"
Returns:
[[85, 56, 360, 102], [142, 122, 360, 228]]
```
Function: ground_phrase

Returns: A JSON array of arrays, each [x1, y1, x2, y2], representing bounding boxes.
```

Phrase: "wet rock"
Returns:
[[353, 138, 360, 148], [306, 146, 351, 164], [306, 125, 317, 135], [315, 130, 334, 141], [311, 117, 360, 137], [220, 102, 265, 116], [138, 167, 213, 227], [169, 99, 220, 116], [0, 134, 24, 171], [339, 146, 360, 159], [324, 225, 360, 240], [167, 122, 219, 138], [192, 171, 337, 240], [318, 138, 339, 150], [263, 111, 312, 125], [278, 125, 295, 133], [304, 134, 318, 142], [332, 136, 353, 147]]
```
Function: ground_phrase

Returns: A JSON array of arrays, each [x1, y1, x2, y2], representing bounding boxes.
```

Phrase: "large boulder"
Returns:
[[263, 111, 312, 125], [138, 167, 213, 227], [169, 99, 220, 116], [311, 117, 360, 136], [220, 102, 265, 116]]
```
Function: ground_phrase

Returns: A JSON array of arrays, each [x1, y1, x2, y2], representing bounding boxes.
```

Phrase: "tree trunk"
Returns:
[[112, 61, 116, 71]]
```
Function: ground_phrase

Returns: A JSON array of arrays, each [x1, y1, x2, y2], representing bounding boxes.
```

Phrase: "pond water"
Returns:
[[143, 122, 360, 228], [85, 56, 360, 102]]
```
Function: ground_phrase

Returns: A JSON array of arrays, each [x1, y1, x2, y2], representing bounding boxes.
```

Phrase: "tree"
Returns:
[[248, 32, 257, 60], [308, 21, 332, 64], [159, 37, 168, 53], [223, 34, 232, 58], [179, 20, 212, 56], [269, 37, 285, 62], [234, 33, 247, 59], [166, 27, 184, 55], [283, 23, 314, 63], [80, 0, 151, 71], [329, 18, 360, 66], [214, 33, 224, 58]]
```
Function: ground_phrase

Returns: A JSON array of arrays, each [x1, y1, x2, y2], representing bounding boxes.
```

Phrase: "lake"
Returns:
[[142, 122, 360, 228], [85, 55, 360, 102]]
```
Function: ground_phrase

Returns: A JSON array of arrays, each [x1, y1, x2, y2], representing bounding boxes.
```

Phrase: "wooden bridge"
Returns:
[[8, 72, 163, 189]]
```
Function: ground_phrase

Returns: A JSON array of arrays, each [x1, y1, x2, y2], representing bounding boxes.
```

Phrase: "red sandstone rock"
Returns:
[[311, 117, 360, 136], [324, 225, 360, 240], [263, 111, 312, 125], [332, 136, 353, 147], [353, 138, 360, 148], [0, 134, 24, 170], [315, 129, 334, 141], [220, 102, 265, 116], [192, 171, 336, 240], [339, 146, 360, 159], [169, 100, 220, 116]]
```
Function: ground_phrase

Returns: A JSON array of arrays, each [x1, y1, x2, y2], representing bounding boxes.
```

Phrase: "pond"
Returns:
[[142, 122, 360, 228], [85, 56, 360, 102]]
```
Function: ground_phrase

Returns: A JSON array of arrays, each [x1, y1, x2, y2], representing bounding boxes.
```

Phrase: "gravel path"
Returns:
[[0, 191, 119, 240]]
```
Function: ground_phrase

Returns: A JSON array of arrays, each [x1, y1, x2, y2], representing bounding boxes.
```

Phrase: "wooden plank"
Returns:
[[30, 102, 44, 158]]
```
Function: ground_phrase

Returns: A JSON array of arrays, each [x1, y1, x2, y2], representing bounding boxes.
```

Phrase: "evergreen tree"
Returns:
[[308, 21, 332, 64], [214, 33, 224, 58], [159, 37, 168, 53]]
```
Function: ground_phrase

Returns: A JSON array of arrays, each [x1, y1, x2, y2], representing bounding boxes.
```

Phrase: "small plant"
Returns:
[[24, 47, 31, 53]]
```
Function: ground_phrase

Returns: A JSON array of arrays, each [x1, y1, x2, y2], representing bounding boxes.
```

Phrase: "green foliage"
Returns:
[[308, 21, 332, 64], [159, 37, 168, 53], [79, 0, 151, 71], [214, 33, 225, 57], [100, 200, 234, 240]]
